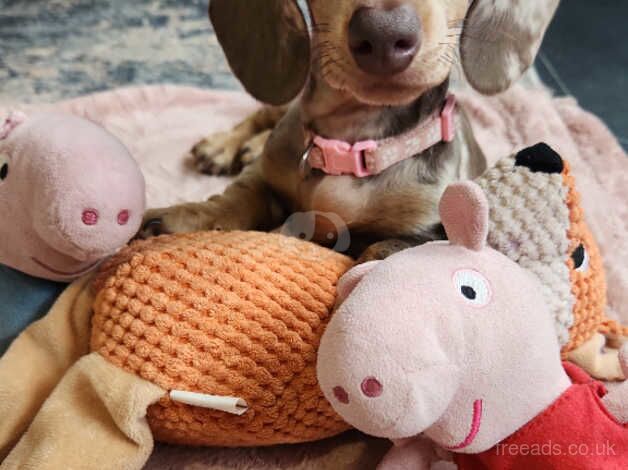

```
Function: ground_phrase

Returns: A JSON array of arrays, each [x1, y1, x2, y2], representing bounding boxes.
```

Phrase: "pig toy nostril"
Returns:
[[361, 377, 383, 398], [81, 209, 99, 226], [117, 210, 130, 225], [333, 386, 350, 404]]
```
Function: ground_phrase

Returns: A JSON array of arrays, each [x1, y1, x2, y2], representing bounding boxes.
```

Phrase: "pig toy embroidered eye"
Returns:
[[453, 269, 491, 307], [571, 243, 589, 273], [0, 154, 8, 182]]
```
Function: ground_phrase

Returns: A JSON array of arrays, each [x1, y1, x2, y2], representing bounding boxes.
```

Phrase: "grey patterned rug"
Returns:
[[0, 0, 543, 105], [0, 0, 240, 104]]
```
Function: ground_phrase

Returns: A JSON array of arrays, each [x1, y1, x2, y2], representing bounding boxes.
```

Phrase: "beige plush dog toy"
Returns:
[[478, 143, 627, 379]]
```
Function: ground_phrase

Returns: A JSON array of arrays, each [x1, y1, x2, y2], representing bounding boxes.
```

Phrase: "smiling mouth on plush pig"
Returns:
[[444, 399, 484, 450], [31, 257, 100, 277]]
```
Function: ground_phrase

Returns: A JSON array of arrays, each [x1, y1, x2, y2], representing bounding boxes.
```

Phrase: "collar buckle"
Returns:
[[311, 136, 377, 178], [307, 94, 457, 178]]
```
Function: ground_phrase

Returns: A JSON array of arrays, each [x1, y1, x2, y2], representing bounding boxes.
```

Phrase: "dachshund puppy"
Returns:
[[140, 0, 559, 261]]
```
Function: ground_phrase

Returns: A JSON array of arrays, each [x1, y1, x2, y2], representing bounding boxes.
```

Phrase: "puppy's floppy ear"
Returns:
[[460, 0, 559, 95], [209, 0, 310, 105]]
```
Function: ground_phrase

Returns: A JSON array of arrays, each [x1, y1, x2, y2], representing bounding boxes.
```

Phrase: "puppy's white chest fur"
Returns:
[[297, 159, 448, 243], [304, 176, 369, 224]]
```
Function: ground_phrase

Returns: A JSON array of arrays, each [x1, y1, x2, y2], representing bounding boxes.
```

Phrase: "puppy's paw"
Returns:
[[191, 132, 243, 176], [138, 208, 188, 239], [620, 343, 628, 378], [357, 239, 414, 264], [191, 128, 271, 176], [239, 129, 272, 167], [137, 204, 215, 239]]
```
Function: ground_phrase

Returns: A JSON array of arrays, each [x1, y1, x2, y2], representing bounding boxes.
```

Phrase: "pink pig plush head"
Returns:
[[317, 181, 572, 453], [0, 111, 146, 281]]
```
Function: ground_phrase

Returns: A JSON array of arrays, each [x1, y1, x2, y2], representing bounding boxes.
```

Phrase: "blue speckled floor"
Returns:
[[0, 0, 240, 104]]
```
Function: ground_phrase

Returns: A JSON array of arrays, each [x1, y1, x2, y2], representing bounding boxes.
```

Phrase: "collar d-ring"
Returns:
[[299, 141, 314, 179]]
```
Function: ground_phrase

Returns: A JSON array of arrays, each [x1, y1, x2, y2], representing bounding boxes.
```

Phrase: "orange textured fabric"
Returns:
[[562, 162, 628, 354], [91, 231, 354, 447]]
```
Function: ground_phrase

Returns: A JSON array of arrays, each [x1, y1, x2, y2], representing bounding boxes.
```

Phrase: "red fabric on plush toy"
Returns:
[[455, 362, 627, 469]]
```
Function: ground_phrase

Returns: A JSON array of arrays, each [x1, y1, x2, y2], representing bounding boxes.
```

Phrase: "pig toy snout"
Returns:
[[360, 377, 383, 398], [0, 112, 146, 281], [318, 314, 462, 440], [332, 378, 382, 404], [26, 117, 145, 265], [81, 209, 131, 226]]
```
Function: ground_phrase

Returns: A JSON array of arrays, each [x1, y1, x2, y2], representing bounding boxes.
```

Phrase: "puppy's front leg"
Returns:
[[191, 105, 287, 176], [356, 239, 416, 264], [138, 161, 284, 238]]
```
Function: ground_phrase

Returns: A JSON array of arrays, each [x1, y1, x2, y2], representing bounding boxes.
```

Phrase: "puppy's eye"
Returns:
[[0, 154, 9, 182], [571, 244, 589, 272], [453, 269, 492, 307]]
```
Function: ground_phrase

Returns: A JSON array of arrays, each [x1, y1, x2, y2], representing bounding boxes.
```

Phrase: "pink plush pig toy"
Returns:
[[0, 111, 145, 282], [317, 181, 628, 469]]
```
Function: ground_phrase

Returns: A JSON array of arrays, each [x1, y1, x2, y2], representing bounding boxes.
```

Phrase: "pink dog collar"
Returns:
[[306, 95, 457, 177]]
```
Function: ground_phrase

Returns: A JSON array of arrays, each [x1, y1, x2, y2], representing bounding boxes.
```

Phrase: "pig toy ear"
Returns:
[[336, 260, 380, 306], [439, 181, 489, 251], [0, 111, 27, 140]]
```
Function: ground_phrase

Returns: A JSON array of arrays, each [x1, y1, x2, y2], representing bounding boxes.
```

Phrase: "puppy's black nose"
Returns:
[[348, 4, 421, 77]]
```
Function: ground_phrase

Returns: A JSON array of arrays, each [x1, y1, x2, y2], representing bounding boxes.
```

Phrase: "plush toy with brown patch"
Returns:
[[477, 143, 628, 380]]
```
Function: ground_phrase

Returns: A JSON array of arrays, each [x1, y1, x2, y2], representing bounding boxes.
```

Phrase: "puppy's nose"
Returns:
[[348, 4, 421, 77]]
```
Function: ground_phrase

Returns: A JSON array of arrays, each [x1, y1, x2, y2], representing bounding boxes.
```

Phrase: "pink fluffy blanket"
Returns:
[[5, 84, 627, 468]]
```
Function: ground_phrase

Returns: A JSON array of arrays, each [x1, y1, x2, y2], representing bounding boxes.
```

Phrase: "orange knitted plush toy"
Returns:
[[562, 159, 628, 376], [91, 231, 353, 447]]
